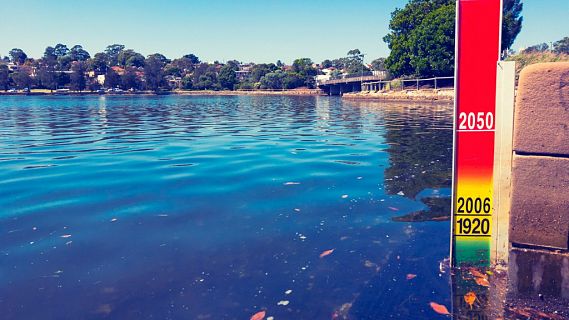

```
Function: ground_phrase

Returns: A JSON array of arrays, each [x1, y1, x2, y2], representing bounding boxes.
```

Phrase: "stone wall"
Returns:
[[509, 62, 569, 250]]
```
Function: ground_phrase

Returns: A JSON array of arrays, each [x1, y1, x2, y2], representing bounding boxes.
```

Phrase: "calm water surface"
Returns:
[[0, 95, 453, 319]]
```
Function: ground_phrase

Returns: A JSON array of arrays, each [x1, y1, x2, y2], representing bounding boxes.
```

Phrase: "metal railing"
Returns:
[[361, 76, 454, 91]]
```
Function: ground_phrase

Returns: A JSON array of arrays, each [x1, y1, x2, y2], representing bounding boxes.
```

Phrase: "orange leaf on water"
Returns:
[[430, 302, 450, 315], [406, 274, 417, 280], [464, 292, 477, 309], [250, 310, 266, 320], [469, 268, 487, 279], [319, 249, 335, 258], [475, 276, 490, 287]]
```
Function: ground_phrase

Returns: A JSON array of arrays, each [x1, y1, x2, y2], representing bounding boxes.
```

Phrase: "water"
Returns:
[[0, 95, 454, 319]]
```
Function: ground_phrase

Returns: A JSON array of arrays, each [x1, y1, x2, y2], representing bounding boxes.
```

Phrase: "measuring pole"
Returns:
[[451, 0, 502, 266]]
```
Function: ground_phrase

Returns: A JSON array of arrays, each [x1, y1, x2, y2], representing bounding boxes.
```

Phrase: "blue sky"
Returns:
[[0, 0, 567, 64]]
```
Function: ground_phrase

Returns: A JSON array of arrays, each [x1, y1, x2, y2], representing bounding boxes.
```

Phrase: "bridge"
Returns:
[[318, 73, 455, 95], [317, 71, 386, 96]]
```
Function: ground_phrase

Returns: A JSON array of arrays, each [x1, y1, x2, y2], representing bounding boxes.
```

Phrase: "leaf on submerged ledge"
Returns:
[[464, 292, 477, 309], [474, 276, 490, 287], [319, 249, 335, 258], [391, 197, 451, 222], [250, 310, 266, 320], [429, 302, 450, 315]]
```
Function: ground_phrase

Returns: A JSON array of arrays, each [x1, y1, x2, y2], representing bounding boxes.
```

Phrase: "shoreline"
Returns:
[[342, 89, 454, 103]]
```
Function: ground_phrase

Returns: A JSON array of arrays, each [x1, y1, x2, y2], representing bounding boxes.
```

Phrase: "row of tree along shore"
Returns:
[[1, 0, 567, 95], [0, 44, 382, 94]]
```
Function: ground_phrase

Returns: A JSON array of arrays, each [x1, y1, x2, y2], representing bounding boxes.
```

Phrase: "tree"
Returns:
[[371, 58, 387, 71], [117, 49, 145, 67], [54, 43, 70, 57], [192, 63, 218, 90], [292, 58, 317, 87], [105, 44, 125, 66], [43, 46, 57, 62], [183, 53, 200, 64], [501, 0, 523, 52], [383, 0, 523, 77], [121, 68, 140, 90], [409, 3, 455, 77], [524, 43, 549, 53], [144, 54, 166, 92], [11, 70, 33, 89], [218, 64, 237, 90], [90, 52, 109, 73], [0, 64, 9, 91], [70, 45, 91, 61], [553, 37, 569, 54], [38, 64, 58, 91], [104, 68, 121, 88], [70, 62, 87, 91], [260, 71, 285, 89], [344, 49, 369, 75], [321, 59, 333, 68], [9, 48, 27, 64], [250, 63, 277, 82]]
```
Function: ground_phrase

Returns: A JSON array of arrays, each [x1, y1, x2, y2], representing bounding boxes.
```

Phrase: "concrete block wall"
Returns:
[[509, 62, 569, 250]]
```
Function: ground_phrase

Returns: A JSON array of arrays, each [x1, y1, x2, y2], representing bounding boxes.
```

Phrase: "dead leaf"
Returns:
[[469, 268, 487, 279], [475, 276, 490, 287], [319, 249, 335, 258], [429, 302, 450, 315], [406, 274, 417, 280], [250, 310, 266, 320], [464, 292, 476, 309]]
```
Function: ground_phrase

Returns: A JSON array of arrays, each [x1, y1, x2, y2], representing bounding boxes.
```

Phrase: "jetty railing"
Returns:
[[361, 76, 454, 92]]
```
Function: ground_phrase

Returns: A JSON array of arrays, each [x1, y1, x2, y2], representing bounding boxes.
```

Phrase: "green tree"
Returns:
[[121, 68, 141, 90], [260, 71, 285, 89], [218, 64, 237, 90], [70, 62, 87, 91], [43, 46, 57, 62], [90, 53, 109, 73], [501, 0, 523, 52], [104, 44, 125, 66], [409, 3, 455, 77], [144, 54, 166, 92], [117, 49, 145, 67], [524, 43, 549, 53], [70, 45, 91, 61], [38, 64, 58, 91], [54, 43, 70, 57], [0, 64, 9, 91], [384, 0, 523, 77], [321, 59, 333, 68], [371, 58, 387, 71], [104, 68, 120, 88], [292, 58, 317, 87], [11, 70, 33, 89], [553, 37, 569, 54], [9, 48, 27, 64], [250, 63, 278, 82], [183, 53, 200, 64]]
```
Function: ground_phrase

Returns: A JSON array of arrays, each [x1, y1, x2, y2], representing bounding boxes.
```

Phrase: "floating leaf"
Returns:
[[475, 276, 490, 287], [277, 300, 289, 306], [464, 292, 476, 309], [319, 249, 335, 258], [406, 274, 417, 280], [60, 234, 72, 238], [388, 207, 399, 211], [285, 289, 292, 295], [430, 302, 450, 315], [469, 268, 487, 279], [250, 310, 266, 320], [341, 194, 348, 199], [283, 182, 300, 185]]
